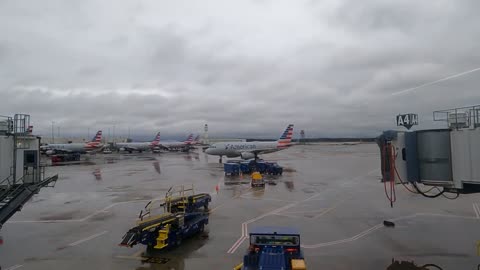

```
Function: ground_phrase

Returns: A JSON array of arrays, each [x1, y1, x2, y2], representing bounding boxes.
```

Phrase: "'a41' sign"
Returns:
[[396, 113, 418, 130]]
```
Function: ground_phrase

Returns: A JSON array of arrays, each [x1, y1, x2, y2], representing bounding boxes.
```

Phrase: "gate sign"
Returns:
[[396, 113, 418, 130]]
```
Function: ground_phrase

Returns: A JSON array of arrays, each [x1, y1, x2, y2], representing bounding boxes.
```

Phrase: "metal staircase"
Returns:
[[0, 175, 58, 228]]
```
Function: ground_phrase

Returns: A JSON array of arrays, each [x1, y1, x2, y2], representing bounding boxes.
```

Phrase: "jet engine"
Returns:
[[240, 152, 256, 160], [45, 149, 55, 155]]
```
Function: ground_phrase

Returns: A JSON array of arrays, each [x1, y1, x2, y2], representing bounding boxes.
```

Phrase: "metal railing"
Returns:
[[0, 176, 11, 187], [13, 114, 30, 135], [0, 115, 13, 135], [433, 104, 480, 129]]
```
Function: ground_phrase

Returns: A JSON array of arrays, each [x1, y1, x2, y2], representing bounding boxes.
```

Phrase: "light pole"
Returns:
[[51, 121, 55, 144]]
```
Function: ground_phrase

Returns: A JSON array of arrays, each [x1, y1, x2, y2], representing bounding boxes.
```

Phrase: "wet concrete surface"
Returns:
[[2, 144, 480, 269]]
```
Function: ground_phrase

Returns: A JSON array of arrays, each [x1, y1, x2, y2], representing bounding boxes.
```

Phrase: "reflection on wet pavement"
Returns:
[[1, 144, 480, 270]]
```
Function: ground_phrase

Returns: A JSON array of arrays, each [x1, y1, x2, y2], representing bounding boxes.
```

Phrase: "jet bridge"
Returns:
[[377, 105, 480, 193], [0, 114, 58, 229]]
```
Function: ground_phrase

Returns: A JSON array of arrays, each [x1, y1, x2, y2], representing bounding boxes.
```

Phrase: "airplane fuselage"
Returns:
[[205, 141, 279, 157], [116, 142, 154, 152], [160, 141, 190, 149], [45, 143, 102, 153]]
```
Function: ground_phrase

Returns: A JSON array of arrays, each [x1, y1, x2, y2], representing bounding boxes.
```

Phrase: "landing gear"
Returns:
[[219, 156, 223, 163]]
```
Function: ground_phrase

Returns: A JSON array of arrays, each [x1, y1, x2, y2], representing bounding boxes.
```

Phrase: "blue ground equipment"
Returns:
[[265, 162, 283, 176], [255, 161, 267, 174], [240, 161, 253, 174], [224, 162, 241, 176], [120, 185, 211, 250], [235, 226, 306, 270]]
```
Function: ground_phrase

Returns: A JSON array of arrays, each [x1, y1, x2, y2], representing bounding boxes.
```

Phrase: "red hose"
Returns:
[[382, 143, 396, 207]]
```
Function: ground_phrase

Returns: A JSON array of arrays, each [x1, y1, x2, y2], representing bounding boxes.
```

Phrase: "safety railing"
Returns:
[[0, 115, 13, 135], [13, 114, 30, 135], [0, 176, 11, 187], [433, 104, 480, 129]]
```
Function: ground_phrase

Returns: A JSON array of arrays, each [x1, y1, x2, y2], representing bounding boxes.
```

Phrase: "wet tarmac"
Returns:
[[2, 144, 480, 269]]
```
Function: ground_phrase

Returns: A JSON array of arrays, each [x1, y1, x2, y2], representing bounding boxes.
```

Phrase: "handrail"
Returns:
[[0, 176, 11, 187], [433, 104, 480, 129]]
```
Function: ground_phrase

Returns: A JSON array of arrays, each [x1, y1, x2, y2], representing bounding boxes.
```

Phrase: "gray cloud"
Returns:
[[1, 0, 479, 139]]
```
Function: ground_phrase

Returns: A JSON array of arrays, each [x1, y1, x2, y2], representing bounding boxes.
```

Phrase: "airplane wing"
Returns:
[[247, 149, 274, 154], [56, 149, 73, 153]]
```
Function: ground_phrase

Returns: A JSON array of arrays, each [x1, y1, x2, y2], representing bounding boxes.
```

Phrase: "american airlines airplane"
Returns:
[[43, 130, 103, 155], [205, 124, 294, 162], [160, 134, 194, 151], [115, 132, 161, 153], [192, 135, 201, 145]]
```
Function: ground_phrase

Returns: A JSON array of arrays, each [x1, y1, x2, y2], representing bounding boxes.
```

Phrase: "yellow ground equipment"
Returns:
[[251, 172, 265, 187], [119, 185, 211, 250]]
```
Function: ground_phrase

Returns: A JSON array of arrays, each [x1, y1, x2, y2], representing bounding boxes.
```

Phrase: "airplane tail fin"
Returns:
[[184, 134, 194, 144], [151, 132, 161, 145], [193, 135, 200, 143], [92, 130, 102, 143], [277, 124, 294, 148], [87, 130, 102, 147]]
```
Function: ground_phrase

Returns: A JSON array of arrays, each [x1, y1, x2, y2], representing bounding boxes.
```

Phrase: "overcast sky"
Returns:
[[1, 0, 479, 139]]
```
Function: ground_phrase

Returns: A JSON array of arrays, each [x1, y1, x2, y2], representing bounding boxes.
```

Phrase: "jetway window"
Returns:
[[16, 140, 30, 149], [24, 150, 37, 166]]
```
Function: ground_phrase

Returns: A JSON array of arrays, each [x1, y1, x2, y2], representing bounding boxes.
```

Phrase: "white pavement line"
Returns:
[[240, 196, 297, 203], [227, 236, 247, 254], [302, 224, 383, 249], [474, 203, 480, 219], [68, 231, 108, 247], [302, 212, 480, 249], [7, 198, 160, 224], [281, 209, 327, 214], [227, 169, 379, 253], [273, 213, 302, 219], [5, 265, 23, 270], [227, 193, 322, 254]]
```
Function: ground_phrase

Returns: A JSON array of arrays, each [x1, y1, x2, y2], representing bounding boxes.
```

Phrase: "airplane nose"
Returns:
[[205, 148, 212, 154]]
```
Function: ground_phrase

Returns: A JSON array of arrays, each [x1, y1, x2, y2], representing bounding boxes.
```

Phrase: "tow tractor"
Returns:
[[119, 185, 211, 250], [251, 172, 265, 187], [234, 226, 306, 270]]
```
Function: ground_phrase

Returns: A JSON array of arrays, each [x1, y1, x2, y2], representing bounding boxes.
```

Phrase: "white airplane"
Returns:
[[159, 134, 194, 152], [116, 132, 161, 153], [205, 124, 294, 163], [43, 130, 103, 155]]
